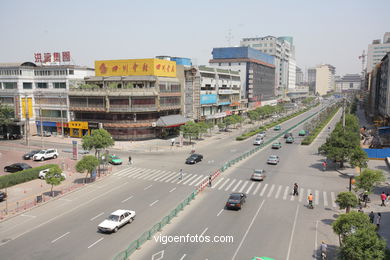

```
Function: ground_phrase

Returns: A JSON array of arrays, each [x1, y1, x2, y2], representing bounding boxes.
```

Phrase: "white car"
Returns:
[[33, 149, 59, 161], [98, 209, 136, 233], [267, 155, 280, 165], [257, 132, 266, 139], [253, 138, 264, 145], [39, 169, 66, 179]]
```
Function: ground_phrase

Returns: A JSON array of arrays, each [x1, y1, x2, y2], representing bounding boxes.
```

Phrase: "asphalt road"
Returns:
[[0, 103, 332, 260]]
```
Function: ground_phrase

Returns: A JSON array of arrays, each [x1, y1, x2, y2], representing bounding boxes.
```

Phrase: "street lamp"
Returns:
[[347, 173, 355, 192]]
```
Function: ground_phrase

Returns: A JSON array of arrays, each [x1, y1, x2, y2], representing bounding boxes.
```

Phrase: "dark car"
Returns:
[[226, 193, 247, 210], [9, 134, 23, 140], [0, 191, 7, 202], [185, 154, 203, 164], [23, 150, 42, 160], [4, 163, 32, 173], [284, 132, 293, 139]]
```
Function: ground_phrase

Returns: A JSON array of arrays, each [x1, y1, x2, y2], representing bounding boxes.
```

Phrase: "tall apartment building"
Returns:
[[0, 62, 94, 136], [315, 64, 336, 96], [307, 68, 316, 93], [240, 35, 294, 96], [296, 66, 304, 86], [367, 32, 390, 72]]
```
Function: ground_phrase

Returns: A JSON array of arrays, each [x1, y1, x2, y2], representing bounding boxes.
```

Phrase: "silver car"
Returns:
[[253, 138, 264, 145], [267, 155, 280, 165], [251, 169, 266, 181]]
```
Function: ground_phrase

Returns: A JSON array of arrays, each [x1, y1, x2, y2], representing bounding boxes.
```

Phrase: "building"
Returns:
[[0, 62, 94, 137], [240, 35, 294, 96], [367, 32, 390, 72], [378, 53, 390, 121], [184, 65, 241, 123], [296, 66, 304, 86], [315, 64, 336, 96], [307, 68, 316, 93], [209, 47, 276, 110], [335, 74, 362, 93], [288, 59, 296, 90], [69, 58, 188, 140]]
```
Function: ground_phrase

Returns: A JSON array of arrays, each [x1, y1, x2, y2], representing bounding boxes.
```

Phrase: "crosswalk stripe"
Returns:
[[117, 168, 138, 177], [331, 192, 337, 208], [182, 174, 198, 185], [260, 183, 268, 196], [113, 167, 131, 176], [154, 171, 171, 181], [195, 176, 208, 186], [212, 178, 225, 189], [232, 180, 243, 191], [253, 182, 262, 195], [177, 173, 192, 184], [299, 188, 304, 202], [323, 191, 328, 207], [315, 190, 319, 205], [143, 169, 163, 180], [306, 189, 312, 205], [238, 181, 249, 193], [246, 182, 255, 194], [218, 178, 230, 190], [165, 172, 181, 183], [267, 184, 275, 198], [283, 186, 289, 200], [225, 179, 236, 191], [158, 171, 177, 182], [127, 169, 146, 178], [275, 185, 282, 199], [134, 168, 156, 179], [189, 175, 205, 186], [139, 169, 159, 180]]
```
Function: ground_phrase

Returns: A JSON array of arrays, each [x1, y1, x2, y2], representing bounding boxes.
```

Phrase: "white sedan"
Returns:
[[98, 209, 136, 233], [267, 155, 280, 165], [253, 138, 264, 145]]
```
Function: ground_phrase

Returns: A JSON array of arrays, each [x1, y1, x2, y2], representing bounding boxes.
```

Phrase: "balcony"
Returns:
[[69, 87, 158, 97], [69, 103, 106, 112], [109, 105, 158, 112]]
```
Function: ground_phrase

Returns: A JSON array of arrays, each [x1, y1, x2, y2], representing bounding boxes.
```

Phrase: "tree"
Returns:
[[247, 110, 259, 123], [0, 104, 15, 135], [82, 129, 114, 157], [217, 122, 226, 132], [45, 165, 65, 197], [76, 155, 99, 183], [335, 192, 359, 213], [196, 122, 208, 138], [354, 169, 385, 203], [224, 116, 235, 129], [180, 121, 199, 144], [349, 147, 368, 172]]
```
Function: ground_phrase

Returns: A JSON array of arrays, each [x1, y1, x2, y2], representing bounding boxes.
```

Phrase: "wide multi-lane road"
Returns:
[[0, 104, 331, 260]]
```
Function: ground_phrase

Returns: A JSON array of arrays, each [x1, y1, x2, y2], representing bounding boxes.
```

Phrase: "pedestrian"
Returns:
[[380, 191, 386, 206], [369, 211, 375, 223], [376, 212, 382, 230], [208, 175, 212, 187], [128, 155, 132, 165], [179, 169, 183, 180], [293, 183, 299, 196], [386, 192, 390, 206], [358, 206, 363, 213], [171, 138, 175, 147]]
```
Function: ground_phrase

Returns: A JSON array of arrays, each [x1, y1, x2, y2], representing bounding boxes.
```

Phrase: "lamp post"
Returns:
[[38, 91, 44, 148], [347, 173, 355, 192]]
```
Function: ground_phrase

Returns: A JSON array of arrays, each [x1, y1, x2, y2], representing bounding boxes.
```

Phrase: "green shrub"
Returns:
[[0, 164, 59, 189]]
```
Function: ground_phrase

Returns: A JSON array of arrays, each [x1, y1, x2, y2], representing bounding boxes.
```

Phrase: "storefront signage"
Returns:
[[69, 121, 88, 129], [205, 112, 226, 119], [34, 51, 71, 63], [200, 94, 217, 105]]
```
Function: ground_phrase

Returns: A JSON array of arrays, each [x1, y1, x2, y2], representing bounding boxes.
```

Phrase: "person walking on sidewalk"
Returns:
[[208, 175, 212, 187], [381, 191, 386, 206], [128, 155, 132, 165], [369, 211, 375, 223], [376, 212, 382, 230]]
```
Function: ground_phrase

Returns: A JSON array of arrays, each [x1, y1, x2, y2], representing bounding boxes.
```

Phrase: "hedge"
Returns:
[[0, 164, 59, 189]]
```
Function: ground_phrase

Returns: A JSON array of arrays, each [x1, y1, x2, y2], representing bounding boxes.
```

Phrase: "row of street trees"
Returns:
[[247, 104, 285, 123]]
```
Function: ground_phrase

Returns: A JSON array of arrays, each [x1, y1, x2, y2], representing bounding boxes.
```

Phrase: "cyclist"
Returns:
[[320, 241, 327, 259], [308, 193, 314, 208], [293, 183, 299, 196], [322, 161, 327, 171]]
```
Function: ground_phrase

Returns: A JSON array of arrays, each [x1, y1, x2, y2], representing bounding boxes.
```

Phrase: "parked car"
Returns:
[[284, 132, 293, 138], [4, 163, 32, 173], [108, 155, 123, 165], [272, 141, 282, 149], [39, 169, 66, 179], [274, 125, 281, 131], [32, 149, 59, 161], [23, 150, 42, 160], [226, 193, 247, 210], [257, 131, 266, 139], [267, 155, 280, 165], [298, 130, 306, 136], [98, 209, 136, 233], [251, 169, 266, 181], [9, 133, 23, 140], [286, 136, 294, 143], [185, 154, 203, 164], [253, 138, 264, 146], [36, 131, 52, 137], [0, 191, 7, 202]]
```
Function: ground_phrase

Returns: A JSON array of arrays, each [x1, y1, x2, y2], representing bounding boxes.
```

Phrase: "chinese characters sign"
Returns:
[[34, 51, 71, 63], [95, 59, 177, 78]]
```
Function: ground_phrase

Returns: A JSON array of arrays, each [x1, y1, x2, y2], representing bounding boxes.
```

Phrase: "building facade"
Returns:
[[367, 32, 390, 72], [378, 54, 390, 120], [335, 74, 362, 93], [307, 68, 316, 94], [296, 66, 304, 86], [315, 64, 336, 96]]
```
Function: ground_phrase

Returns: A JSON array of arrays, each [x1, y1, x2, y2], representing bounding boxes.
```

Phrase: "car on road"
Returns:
[[39, 169, 66, 179], [108, 155, 123, 165], [284, 132, 293, 138], [98, 209, 136, 233], [4, 163, 32, 173], [286, 136, 294, 143], [185, 153, 203, 164], [226, 193, 247, 210], [257, 131, 266, 138], [271, 141, 282, 149], [32, 149, 59, 161], [36, 131, 52, 137], [298, 130, 306, 136], [253, 138, 264, 146], [267, 155, 280, 165], [23, 150, 42, 160], [274, 125, 281, 131], [0, 191, 7, 202], [251, 169, 266, 181]]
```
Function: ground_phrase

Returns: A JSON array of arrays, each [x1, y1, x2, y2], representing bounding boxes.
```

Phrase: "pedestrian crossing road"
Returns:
[[112, 167, 339, 208]]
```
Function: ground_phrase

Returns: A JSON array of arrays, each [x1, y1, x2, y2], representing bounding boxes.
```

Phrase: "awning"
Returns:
[[156, 115, 190, 128]]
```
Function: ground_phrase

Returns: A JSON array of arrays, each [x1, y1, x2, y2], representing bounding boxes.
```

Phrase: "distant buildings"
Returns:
[[307, 68, 316, 94], [367, 32, 390, 72], [315, 64, 336, 96], [295, 66, 304, 86], [335, 74, 362, 93]]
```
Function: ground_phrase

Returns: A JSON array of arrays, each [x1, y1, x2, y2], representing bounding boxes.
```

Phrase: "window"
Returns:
[[69, 70, 74, 75], [37, 82, 48, 89], [350, 83, 353, 88], [3, 82, 17, 89], [53, 82, 66, 89], [23, 82, 33, 89]]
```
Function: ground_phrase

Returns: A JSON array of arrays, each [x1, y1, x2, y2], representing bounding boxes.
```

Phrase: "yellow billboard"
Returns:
[[95, 58, 176, 78], [21, 97, 33, 119]]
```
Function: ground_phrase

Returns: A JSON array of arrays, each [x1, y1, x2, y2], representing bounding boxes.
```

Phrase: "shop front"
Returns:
[[69, 121, 89, 138], [88, 122, 100, 134], [36, 121, 57, 134], [56, 122, 69, 136]]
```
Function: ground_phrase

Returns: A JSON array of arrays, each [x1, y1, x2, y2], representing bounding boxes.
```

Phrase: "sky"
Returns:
[[1, 0, 389, 76]]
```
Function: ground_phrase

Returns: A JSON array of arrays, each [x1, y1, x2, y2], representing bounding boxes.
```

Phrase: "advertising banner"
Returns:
[[72, 140, 78, 160], [200, 94, 217, 105]]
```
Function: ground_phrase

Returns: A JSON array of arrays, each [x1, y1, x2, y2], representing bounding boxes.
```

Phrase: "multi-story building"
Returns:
[[315, 64, 336, 96], [378, 53, 390, 121], [367, 32, 390, 73], [307, 68, 316, 93], [296, 66, 304, 86], [288, 59, 296, 90], [0, 62, 94, 136], [209, 47, 276, 110], [335, 74, 362, 93], [184, 65, 241, 123], [240, 35, 294, 96], [69, 58, 188, 140]]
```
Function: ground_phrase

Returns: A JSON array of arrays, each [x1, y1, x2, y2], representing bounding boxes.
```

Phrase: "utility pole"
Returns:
[[38, 91, 44, 148], [60, 92, 65, 138], [24, 94, 29, 147]]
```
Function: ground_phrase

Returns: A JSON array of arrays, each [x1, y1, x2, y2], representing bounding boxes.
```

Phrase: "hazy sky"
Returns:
[[1, 0, 389, 76]]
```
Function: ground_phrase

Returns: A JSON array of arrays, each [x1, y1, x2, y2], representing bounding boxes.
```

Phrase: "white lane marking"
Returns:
[[119, 168, 139, 177], [51, 231, 70, 243], [253, 182, 261, 195], [200, 227, 208, 237], [231, 200, 265, 260], [331, 192, 337, 208], [275, 185, 282, 199], [211, 177, 224, 189], [87, 237, 104, 249], [182, 174, 198, 185], [189, 175, 205, 186], [323, 191, 328, 207], [217, 209, 224, 217], [218, 178, 230, 190], [286, 204, 300, 260], [238, 181, 249, 193], [135, 168, 157, 179], [121, 195, 133, 203], [315, 190, 319, 205], [194, 176, 208, 186], [90, 212, 104, 221], [153, 170, 169, 181], [151, 250, 164, 260], [20, 214, 36, 218], [246, 182, 255, 194], [150, 200, 159, 206], [165, 172, 181, 183], [260, 183, 268, 196], [132, 169, 151, 179], [232, 180, 242, 191], [179, 254, 186, 260], [159, 171, 177, 182], [147, 170, 165, 180], [314, 220, 319, 260], [299, 188, 304, 202], [225, 179, 236, 191], [113, 167, 131, 176], [267, 184, 275, 198], [58, 198, 72, 202], [169, 187, 176, 193], [140, 169, 159, 180], [144, 184, 153, 190], [283, 186, 289, 200], [124, 169, 143, 178], [177, 173, 192, 184]]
